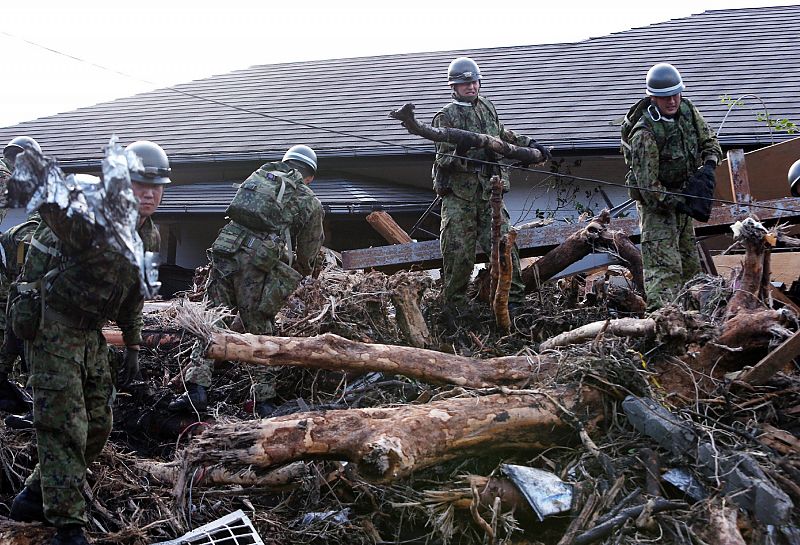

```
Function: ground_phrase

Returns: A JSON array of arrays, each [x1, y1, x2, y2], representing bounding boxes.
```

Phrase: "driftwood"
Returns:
[[490, 176, 514, 331], [135, 460, 307, 489], [522, 210, 644, 295], [171, 303, 559, 387], [704, 500, 748, 545], [388, 272, 432, 348], [389, 103, 545, 164], [572, 499, 687, 545], [366, 210, 412, 244], [184, 387, 604, 483]]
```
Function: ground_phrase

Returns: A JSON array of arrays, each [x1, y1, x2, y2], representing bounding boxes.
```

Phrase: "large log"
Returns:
[[202, 330, 556, 389], [521, 210, 644, 295], [183, 387, 604, 483], [389, 103, 545, 165]]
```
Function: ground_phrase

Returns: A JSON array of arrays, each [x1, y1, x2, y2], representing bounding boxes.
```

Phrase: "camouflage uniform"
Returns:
[[627, 98, 722, 309], [138, 215, 161, 253], [432, 95, 533, 305], [0, 214, 41, 376], [18, 211, 143, 528], [184, 161, 324, 401], [0, 158, 11, 224]]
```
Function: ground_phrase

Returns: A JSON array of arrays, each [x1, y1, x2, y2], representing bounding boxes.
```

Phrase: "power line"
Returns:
[[2, 29, 796, 216]]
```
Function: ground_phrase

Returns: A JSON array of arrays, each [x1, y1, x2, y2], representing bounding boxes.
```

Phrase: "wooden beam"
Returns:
[[715, 136, 800, 201], [737, 330, 800, 386], [727, 149, 752, 217], [341, 197, 800, 271]]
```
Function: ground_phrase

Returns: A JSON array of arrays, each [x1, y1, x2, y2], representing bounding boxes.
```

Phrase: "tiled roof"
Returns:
[[1, 6, 798, 164], [157, 179, 434, 215]]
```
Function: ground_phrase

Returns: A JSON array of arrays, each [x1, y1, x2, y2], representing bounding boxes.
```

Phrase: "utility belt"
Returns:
[[213, 222, 293, 270], [43, 305, 105, 330]]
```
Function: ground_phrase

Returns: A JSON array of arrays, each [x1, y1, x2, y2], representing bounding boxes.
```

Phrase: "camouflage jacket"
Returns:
[[627, 98, 722, 209], [19, 212, 143, 345], [223, 161, 324, 276], [0, 158, 11, 224], [432, 95, 533, 201], [138, 216, 161, 253]]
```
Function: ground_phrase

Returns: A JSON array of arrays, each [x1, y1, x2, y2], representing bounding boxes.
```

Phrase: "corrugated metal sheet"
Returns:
[[157, 179, 434, 215], [1, 6, 798, 163]]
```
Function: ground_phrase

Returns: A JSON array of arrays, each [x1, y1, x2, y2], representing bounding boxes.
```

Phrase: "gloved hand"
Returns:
[[119, 346, 140, 388], [529, 141, 552, 163], [697, 160, 717, 183], [455, 142, 471, 158]]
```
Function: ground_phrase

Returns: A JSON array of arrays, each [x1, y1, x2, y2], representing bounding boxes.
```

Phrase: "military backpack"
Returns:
[[226, 163, 302, 237]]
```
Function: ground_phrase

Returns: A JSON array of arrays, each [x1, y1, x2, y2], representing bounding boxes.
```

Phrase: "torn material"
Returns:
[[8, 135, 161, 298]]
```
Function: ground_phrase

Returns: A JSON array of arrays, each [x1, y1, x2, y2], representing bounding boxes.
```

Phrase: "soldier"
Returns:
[[623, 63, 722, 310], [0, 136, 42, 413], [169, 145, 324, 416], [127, 140, 170, 253], [432, 57, 548, 313], [1, 136, 42, 224], [2, 141, 169, 430], [8, 142, 169, 545]]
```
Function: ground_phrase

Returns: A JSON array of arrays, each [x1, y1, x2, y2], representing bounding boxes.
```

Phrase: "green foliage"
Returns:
[[719, 94, 798, 134]]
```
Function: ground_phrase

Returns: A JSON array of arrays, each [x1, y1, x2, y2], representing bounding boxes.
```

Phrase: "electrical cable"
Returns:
[[2, 29, 796, 215]]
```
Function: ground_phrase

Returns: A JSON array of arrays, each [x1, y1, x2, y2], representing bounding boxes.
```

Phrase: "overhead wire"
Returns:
[[2, 29, 796, 216]]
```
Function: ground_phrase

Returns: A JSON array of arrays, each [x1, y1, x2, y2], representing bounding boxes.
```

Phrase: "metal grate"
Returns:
[[153, 510, 265, 545]]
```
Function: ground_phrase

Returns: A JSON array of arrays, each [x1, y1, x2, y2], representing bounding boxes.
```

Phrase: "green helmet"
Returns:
[[789, 159, 800, 198], [3, 136, 42, 165], [282, 144, 317, 173], [125, 140, 171, 184], [447, 57, 481, 85], [646, 63, 685, 97]]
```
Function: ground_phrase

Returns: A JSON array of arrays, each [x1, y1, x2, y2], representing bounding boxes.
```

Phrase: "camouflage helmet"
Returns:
[[282, 145, 317, 173], [125, 140, 171, 185], [789, 159, 800, 198], [645, 63, 685, 97], [447, 57, 481, 85], [3, 136, 42, 165]]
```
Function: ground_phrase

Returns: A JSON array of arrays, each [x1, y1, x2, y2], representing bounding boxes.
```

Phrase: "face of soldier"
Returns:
[[132, 181, 164, 222], [452, 80, 480, 100], [652, 93, 681, 117], [303, 175, 315, 185]]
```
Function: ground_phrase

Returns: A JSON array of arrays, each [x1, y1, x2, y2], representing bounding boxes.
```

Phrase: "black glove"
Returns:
[[119, 346, 140, 387], [529, 141, 552, 163]]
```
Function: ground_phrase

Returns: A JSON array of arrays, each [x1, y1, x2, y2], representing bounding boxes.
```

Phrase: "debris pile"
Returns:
[[1, 220, 799, 545]]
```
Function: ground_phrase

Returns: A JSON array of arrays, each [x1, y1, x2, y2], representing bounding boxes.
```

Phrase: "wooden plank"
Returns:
[[342, 197, 800, 271], [727, 149, 752, 217], [716, 136, 800, 201], [714, 252, 800, 286], [737, 330, 800, 386]]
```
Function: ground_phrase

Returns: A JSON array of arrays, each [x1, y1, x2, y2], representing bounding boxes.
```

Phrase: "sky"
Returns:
[[1, 0, 797, 128]]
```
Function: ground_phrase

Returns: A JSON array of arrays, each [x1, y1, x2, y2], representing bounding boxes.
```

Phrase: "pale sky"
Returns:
[[1, 0, 796, 128]]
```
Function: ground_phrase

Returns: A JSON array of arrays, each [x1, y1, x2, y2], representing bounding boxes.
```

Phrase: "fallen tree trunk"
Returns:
[[389, 103, 546, 164], [183, 387, 604, 484], [174, 304, 557, 388], [540, 318, 656, 351], [521, 210, 644, 295]]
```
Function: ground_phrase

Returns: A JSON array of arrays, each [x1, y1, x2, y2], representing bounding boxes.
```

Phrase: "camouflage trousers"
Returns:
[[639, 203, 701, 310], [439, 191, 525, 305], [183, 249, 299, 401], [25, 320, 113, 528]]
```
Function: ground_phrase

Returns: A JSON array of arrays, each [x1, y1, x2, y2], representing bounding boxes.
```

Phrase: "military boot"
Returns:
[[10, 484, 45, 523], [168, 382, 207, 413], [51, 525, 88, 545]]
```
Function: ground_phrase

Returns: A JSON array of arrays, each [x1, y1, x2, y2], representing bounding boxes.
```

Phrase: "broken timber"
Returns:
[[183, 387, 603, 483], [341, 197, 800, 272]]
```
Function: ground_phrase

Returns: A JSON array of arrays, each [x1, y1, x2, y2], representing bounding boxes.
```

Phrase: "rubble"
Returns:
[[1, 209, 799, 545]]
